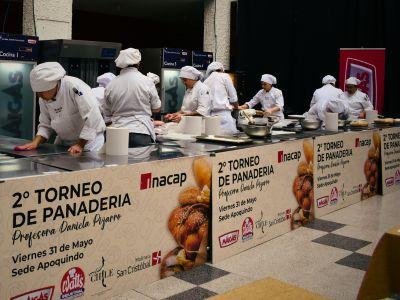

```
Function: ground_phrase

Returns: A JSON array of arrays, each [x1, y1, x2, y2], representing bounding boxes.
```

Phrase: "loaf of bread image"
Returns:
[[291, 140, 315, 229], [160, 158, 211, 278]]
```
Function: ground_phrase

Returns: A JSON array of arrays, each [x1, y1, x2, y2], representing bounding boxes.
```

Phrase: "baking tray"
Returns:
[[196, 135, 253, 145], [349, 125, 370, 131]]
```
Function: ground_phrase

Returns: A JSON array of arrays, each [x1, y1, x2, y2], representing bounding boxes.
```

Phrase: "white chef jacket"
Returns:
[[306, 99, 350, 122], [181, 80, 211, 117], [36, 76, 106, 151], [104, 67, 161, 141], [310, 84, 343, 108], [92, 86, 111, 124], [204, 72, 238, 134], [339, 89, 373, 118], [246, 87, 284, 119]]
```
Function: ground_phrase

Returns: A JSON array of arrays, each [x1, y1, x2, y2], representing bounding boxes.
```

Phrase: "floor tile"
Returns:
[[245, 226, 328, 251], [356, 240, 379, 256], [110, 290, 153, 300], [320, 199, 399, 232], [213, 238, 351, 284], [305, 218, 346, 232], [332, 224, 384, 242], [173, 264, 229, 285], [135, 276, 195, 300], [293, 263, 365, 300], [163, 287, 217, 300], [335, 252, 371, 271], [200, 273, 253, 294], [312, 233, 371, 251]]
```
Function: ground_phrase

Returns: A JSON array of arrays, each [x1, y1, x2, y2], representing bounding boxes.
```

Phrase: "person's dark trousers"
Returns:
[[129, 133, 153, 147]]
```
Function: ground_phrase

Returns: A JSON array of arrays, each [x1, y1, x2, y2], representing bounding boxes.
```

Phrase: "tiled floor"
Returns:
[[113, 191, 400, 300]]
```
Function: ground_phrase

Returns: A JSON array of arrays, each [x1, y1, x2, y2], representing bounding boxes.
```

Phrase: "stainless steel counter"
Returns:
[[32, 144, 207, 171], [0, 125, 388, 177], [0, 135, 69, 158], [0, 158, 65, 180]]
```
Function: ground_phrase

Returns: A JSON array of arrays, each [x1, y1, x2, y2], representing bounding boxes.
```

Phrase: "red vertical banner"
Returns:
[[339, 49, 386, 114]]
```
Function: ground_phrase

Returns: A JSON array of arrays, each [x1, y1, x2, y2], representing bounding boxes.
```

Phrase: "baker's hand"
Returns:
[[154, 120, 165, 126], [238, 105, 248, 110], [359, 111, 366, 119], [171, 113, 182, 122], [263, 109, 273, 116], [14, 142, 38, 151], [68, 144, 83, 154], [164, 114, 173, 121]]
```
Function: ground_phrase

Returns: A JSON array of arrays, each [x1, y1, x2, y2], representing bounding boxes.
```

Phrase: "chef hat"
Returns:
[[326, 97, 348, 113], [30, 62, 66, 92], [97, 72, 116, 87], [179, 66, 202, 80], [115, 48, 141, 68], [322, 75, 336, 85], [345, 77, 361, 86], [261, 74, 277, 85], [206, 61, 224, 77], [147, 72, 160, 84]]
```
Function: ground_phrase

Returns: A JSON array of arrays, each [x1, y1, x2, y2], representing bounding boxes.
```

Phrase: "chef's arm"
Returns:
[[363, 94, 374, 110], [74, 85, 106, 142], [182, 111, 202, 116], [68, 138, 88, 154], [150, 84, 162, 114], [264, 106, 281, 116], [270, 106, 281, 112], [310, 93, 317, 108], [358, 95, 373, 118], [33, 135, 47, 145], [225, 75, 239, 106], [195, 88, 211, 117], [103, 88, 113, 126], [36, 100, 53, 140], [76, 138, 88, 148], [231, 102, 239, 109], [18, 135, 46, 150], [169, 110, 200, 122], [239, 92, 260, 110], [265, 92, 284, 115]]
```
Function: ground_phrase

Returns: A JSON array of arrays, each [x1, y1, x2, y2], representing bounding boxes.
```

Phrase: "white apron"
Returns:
[[211, 110, 238, 135]]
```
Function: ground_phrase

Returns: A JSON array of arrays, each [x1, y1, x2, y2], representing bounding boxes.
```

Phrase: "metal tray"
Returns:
[[196, 135, 253, 145]]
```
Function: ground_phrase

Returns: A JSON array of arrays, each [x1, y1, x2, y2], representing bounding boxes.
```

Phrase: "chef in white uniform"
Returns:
[[146, 72, 165, 127], [165, 66, 211, 122], [239, 74, 284, 119], [309, 75, 343, 108], [340, 77, 373, 119], [17, 62, 105, 154], [306, 97, 350, 122], [104, 48, 161, 147], [204, 62, 238, 134], [92, 72, 116, 123]]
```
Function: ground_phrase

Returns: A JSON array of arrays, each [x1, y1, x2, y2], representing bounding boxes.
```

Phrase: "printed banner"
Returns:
[[211, 139, 314, 263], [380, 127, 400, 194], [314, 130, 381, 217], [339, 48, 386, 114], [0, 156, 211, 300]]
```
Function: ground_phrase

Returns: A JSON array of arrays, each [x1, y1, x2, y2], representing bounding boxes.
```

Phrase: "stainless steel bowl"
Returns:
[[300, 119, 322, 130], [242, 124, 272, 138]]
